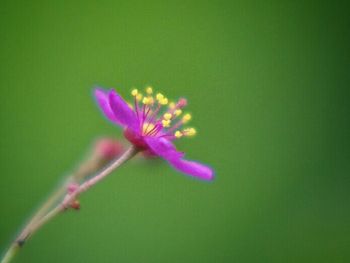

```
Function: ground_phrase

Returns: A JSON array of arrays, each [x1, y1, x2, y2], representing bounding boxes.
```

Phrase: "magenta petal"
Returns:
[[108, 90, 139, 131], [144, 137, 184, 160], [168, 158, 214, 180], [145, 137, 214, 180], [94, 88, 122, 125]]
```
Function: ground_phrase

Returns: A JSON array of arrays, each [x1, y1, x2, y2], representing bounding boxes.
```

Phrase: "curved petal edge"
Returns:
[[94, 88, 122, 125], [168, 158, 214, 181]]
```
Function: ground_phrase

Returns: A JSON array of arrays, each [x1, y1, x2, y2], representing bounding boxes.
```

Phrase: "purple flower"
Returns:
[[94, 86, 214, 180]]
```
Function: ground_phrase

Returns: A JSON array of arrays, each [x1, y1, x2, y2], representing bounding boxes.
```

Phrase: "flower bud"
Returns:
[[94, 138, 124, 160]]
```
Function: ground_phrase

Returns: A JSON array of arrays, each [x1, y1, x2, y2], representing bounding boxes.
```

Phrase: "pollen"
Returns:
[[156, 93, 164, 101], [162, 119, 171, 127], [182, 113, 191, 123], [163, 113, 172, 120], [136, 93, 143, 101], [146, 86, 153, 94], [131, 89, 138, 96], [174, 109, 182, 116], [159, 97, 168, 105], [142, 96, 154, 105], [184, 128, 196, 136], [174, 131, 183, 138]]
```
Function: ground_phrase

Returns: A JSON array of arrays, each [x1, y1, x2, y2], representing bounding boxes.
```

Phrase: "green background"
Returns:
[[1, 1, 349, 262]]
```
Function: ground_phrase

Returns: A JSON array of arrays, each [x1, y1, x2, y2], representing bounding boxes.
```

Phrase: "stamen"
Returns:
[[147, 123, 163, 136], [133, 94, 140, 120], [176, 98, 187, 108], [136, 93, 143, 101], [140, 104, 146, 128], [130, 87, 195, 139], [143, 123, 155, 134], [163, 113, 172, 120], [156, 93, 164, 101], [183, 128, 196, 136], [166, 120, 184, 134], [174, 109, 182, 117], [182, 113, 191, 123], [162, 119, 171, 128], [159, 97, 168, 105], [146, 86, 153, 94], [142, 97, 151, 105], [144, 104, 161, 131], [175, 131, 183, 138], [143, 92, 165, 132], [131, 89, 138, 97]]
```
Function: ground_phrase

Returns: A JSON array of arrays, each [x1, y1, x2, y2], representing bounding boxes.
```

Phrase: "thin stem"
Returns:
[[61, 145, 138, 209], [18, 184, 66, 240], [0, 246, 19, 263], [1, 145, 138, 263], [1, 154, 98, 263], [16, 152, 103, 242]]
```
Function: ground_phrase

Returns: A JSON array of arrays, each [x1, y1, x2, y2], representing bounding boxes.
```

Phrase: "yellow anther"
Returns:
[[163, 113, 172, 120], [131, 89, 138, 96], [174, 109, 182, 116], [174, 131, 183, 138], [160, 97, 168, 105], [143, 96, 154, 105], [142, 97, 150, 105], [146, 86, 153, 94], [136, 93, 143, 101], [169, 102, 176, 109], [156, 93, 164, 101], [182, 113, 192, 123], [162, 119, 171, 127], [184, 128, 196, 136]]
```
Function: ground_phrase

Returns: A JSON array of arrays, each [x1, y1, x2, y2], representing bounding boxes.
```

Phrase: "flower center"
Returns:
[[130, 86, 197, 140], [142, 122, 155, 135]]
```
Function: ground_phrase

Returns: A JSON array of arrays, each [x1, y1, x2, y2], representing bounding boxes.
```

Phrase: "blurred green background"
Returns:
[[1, 0, 349, 262]]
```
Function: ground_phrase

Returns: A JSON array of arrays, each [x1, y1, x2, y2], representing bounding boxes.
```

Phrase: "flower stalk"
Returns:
[[1, 145, 137, 263]]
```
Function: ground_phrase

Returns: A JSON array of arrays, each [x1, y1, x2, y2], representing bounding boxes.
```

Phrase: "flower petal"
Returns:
[[144, 137, 184, 160], [94, 88, 122, 125], [108, 90, 139, 131], [145, 137, 214, 180], [168, 158, 214, 180]]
